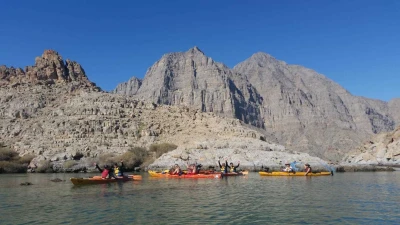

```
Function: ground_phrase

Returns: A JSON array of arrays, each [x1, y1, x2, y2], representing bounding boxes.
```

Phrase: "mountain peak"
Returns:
[[250, 52, 277, 62], [187, 46, 204, 55]]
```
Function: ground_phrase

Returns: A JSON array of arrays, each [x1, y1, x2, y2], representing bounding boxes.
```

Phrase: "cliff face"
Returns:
[[112, 76, 142, 95], [115, 47, 264, 128], [0, 50, 98, 89], [343, 126, 400, 166], [115, 48, 398, 162], [233, 52, 395, 160], [389, 98, 400, 125], [3, 50, 330, 172]]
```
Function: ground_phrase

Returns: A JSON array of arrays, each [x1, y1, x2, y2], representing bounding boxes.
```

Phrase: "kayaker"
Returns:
[[304, 163, 312, 176], [228, 161, 240, 173], [283, 163, 294, 172], [113, 161, 125, 177], [218, 160, 228, 174], [172, 164, 183, 176], [186, 162, 199, 174], [95, 163, 117, 179]]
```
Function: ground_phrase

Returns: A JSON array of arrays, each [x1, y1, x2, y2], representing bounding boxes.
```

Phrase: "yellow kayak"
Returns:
[[259, 171, 332, 176], [70, 175, 142, 185]]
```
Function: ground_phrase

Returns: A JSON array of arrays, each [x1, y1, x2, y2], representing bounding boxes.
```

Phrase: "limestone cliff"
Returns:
[[1, 50, 331, 172], [0, 50, 98, 89], [233, 52, 395, 161], [115, 47, 264, 128], [112, 76, 142, 95], [343, 126, 400, 166], [115, 48, 398, 162]]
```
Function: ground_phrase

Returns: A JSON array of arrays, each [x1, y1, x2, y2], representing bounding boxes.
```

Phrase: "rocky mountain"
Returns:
[[112, 76, 142, 95], [233, 52, 396, 161], [114, 47, 264, 128], [343, 126, 400, 166], [1, 50, 331, 172], [0, 50, 98, 89], [389, 98, 400, 125], [115, 48, 398, 162]]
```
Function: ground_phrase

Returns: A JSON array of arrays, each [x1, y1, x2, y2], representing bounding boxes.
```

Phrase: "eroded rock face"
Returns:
[[233, 53, 396, 161], [113, 77, 142, 95], [389, 98, 400, 125], [343, 126, 400, 165], [115, 47, 264, 128], [2, 58, 315, 172], [0, 50, 98, 89], [149, 138, 332, 171], [114, 49, 399, 162]]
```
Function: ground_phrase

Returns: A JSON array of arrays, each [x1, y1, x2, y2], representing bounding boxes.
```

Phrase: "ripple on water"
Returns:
[[0, 172, 399, 224]]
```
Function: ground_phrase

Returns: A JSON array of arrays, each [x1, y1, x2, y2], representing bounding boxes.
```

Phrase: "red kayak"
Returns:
[[148, 170, 221, 178]]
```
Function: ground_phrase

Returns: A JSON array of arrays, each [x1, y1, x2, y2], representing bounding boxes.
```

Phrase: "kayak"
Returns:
[[148, 170, 221, 179], [259, 171, 332, 176], [70, 175, 142, 185]]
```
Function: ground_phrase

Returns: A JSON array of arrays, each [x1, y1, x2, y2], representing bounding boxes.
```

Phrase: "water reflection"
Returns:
[[0, 172, 399, 224]]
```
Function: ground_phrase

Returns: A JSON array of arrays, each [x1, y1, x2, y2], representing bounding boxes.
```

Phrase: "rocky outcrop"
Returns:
[[0, 50, 99, 89], [1, 49, 329, 172], [149, 138, 333, 172], [232, 53, 395, 161], [116, 47, 264, 128], [389, 98, 400, 125], [343, 126, 400, 166], [115, 48, 398, 162], [113, 76, 142, 95]]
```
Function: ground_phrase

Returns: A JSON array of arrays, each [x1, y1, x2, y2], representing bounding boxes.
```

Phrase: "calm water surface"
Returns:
[[0, 172, 399, 224]]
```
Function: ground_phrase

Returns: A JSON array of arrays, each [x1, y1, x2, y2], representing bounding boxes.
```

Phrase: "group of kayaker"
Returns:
[[282, 162, 312, 175], [166, 159, 241, 176], [95, 161, 125, 179], [95, 160, 312, 178], [218, 159, 240, 173]]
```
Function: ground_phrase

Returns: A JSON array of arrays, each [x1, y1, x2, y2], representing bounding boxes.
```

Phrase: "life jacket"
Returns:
[[101, 169, 109, 179], [114, 167, 120, 175], [230, 166, 234, 172], [221, 166, 225, 172]]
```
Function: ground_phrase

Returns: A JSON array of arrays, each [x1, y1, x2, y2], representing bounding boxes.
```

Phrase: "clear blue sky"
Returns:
[[1, 0, 399, 101]]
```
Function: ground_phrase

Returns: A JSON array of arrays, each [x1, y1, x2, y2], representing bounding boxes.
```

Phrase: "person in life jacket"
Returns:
[[113, 161, 125, 177], [186, 162, 199, 174], [304, 163, 312, 176], [218, 160, 228, 174], [283, 163, 294, 172], [95, 163, 117, 179], [228, 161, 240, 173], [172, 164, 183, 176]]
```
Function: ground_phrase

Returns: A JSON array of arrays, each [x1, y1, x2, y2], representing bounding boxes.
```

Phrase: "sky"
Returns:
[[0, 0, 399, 101]]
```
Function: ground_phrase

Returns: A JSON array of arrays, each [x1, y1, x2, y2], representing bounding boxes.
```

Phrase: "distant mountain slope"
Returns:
[[115, 47, 398, 162], [233, 52, 395, 160]]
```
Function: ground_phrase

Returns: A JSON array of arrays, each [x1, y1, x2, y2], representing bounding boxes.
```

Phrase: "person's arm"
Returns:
[[120, 161, 124, 175], [95, 164, 103, 172], [235, 161, 240, 168], [225, 161, 228, 173], [218, 160, 222, 168], [305, 167, 310, 176]]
